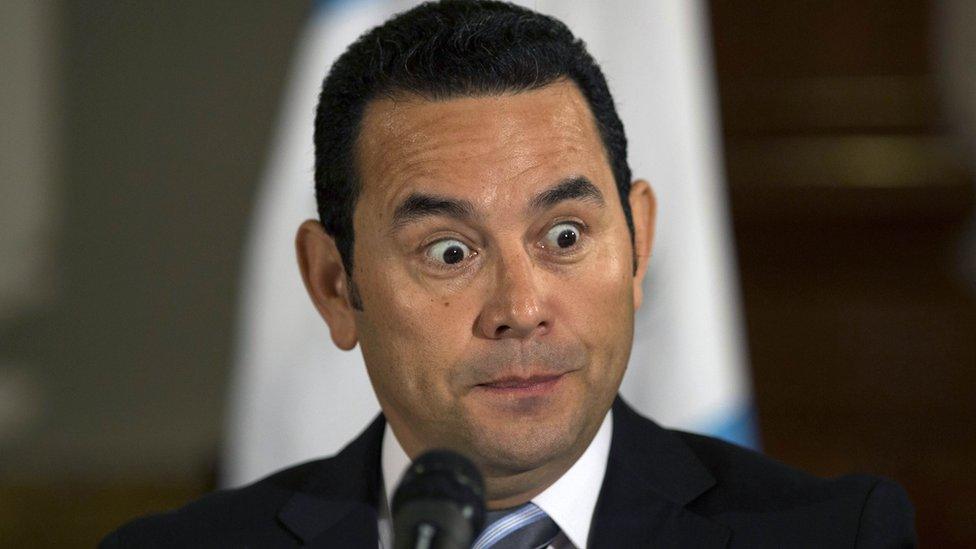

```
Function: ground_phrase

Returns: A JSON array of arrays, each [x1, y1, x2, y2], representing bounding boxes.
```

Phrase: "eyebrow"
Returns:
[[390, 193, 476, 231], [388, 176, 605, 231], [528, 176, 605, 213]]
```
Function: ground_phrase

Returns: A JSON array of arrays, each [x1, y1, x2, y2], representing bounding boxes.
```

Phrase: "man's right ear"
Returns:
[[295, 219, 359, 350]]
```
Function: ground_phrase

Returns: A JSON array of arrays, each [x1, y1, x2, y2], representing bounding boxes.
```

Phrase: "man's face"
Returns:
[[321, 80, 652, 477]]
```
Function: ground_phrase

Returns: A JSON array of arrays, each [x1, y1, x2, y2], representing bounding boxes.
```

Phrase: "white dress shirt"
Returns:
[[377, 410, 613, 549]]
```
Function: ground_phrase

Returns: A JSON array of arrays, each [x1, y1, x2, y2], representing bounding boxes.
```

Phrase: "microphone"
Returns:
[[392, 449, 486, 549]]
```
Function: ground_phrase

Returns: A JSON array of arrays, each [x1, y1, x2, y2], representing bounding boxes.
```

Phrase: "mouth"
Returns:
[[475, 373, 566, 396]]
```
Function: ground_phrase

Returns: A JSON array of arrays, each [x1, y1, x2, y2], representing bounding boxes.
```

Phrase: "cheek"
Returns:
[[559, 238, 635, 369], [572, 239, 634, 321], [357, 265, 476, 391]]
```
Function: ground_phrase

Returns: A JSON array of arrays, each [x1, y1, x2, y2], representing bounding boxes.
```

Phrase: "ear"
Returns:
[[295, 219, 359, 350], [628, 180, 657, 310]]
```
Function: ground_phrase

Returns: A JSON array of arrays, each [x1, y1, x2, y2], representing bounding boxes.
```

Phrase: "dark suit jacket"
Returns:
[[101, 398, 916, 547]]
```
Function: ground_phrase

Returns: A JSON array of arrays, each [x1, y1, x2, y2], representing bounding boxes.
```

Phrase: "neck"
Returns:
[[479, 442, 590, 509]]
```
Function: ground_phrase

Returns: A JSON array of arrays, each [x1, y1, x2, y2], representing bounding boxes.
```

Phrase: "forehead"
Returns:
[[353, 80, 613, 217]]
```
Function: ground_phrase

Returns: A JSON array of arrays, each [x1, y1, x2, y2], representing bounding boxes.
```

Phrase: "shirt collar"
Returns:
[[380, 410, 613, 548], [381, 421, 412, 514], [531, 410, 612, 548]]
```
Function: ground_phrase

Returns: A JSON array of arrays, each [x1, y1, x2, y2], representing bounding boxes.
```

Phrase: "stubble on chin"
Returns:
[[456, 398, 590, 477]]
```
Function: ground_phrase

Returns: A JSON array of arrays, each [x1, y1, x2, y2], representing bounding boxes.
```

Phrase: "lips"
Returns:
[[479, 374, 563, 389], [472, 372, 570, 401]]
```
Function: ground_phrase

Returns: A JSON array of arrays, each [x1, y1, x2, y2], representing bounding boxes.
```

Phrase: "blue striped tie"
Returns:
[[471, 502, 561, 549]]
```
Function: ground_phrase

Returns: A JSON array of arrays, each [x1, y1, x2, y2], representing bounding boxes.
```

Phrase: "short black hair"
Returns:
[[314, 0, 633, 279]]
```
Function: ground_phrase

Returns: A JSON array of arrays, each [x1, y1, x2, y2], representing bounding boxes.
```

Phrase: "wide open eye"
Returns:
[[426, 239, 472, 266], [543, 222, 581, 250]]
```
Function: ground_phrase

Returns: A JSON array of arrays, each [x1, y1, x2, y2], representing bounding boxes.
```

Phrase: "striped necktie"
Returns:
[[471, 502, 561, 549]]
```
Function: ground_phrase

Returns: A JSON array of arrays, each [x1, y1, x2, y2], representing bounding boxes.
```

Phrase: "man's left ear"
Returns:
[[628, 179, 656, 310]]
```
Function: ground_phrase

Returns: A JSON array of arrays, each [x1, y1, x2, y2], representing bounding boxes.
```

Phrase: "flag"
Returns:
[[222, 0, 757, 488]]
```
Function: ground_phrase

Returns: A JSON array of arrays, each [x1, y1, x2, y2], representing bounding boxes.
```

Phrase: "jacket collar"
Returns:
[[277, 397, 730, 547], [587, 397, 730, 547], [277, 414, 385, 545]]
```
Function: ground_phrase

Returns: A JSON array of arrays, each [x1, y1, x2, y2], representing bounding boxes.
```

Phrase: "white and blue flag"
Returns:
[[223, 0, 758, 487]]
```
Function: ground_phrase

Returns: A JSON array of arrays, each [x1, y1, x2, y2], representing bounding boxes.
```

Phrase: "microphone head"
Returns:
[[392, 449, 486, 548]]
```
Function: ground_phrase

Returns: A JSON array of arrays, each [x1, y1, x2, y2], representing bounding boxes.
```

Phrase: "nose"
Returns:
[[475, 250, 552, 340]]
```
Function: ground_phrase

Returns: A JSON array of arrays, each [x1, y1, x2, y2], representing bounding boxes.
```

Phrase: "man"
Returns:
[[103, 1, 916, 547]]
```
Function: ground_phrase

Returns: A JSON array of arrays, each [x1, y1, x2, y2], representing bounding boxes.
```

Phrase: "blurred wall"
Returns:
[[710, 1, 976, 546], [0, 0, 60, 473], [9, 0, 306, 478], [1, 0, 307, 492], [0, 0, 59, 322]]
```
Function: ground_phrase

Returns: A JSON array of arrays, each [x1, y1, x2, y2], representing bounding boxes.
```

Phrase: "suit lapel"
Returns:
[[277, 414, 386, 546], [588, 398, 731, 548], [275, 399, 730, 547]]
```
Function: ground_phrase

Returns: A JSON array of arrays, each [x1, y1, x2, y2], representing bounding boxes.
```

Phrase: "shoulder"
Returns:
[[101, 414, 386, 547], [99, 459, 323, 548], [674, 430, 917, 547]]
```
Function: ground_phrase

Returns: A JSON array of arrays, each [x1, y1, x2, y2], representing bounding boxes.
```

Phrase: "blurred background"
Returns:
[[1, 0, 974, 546]]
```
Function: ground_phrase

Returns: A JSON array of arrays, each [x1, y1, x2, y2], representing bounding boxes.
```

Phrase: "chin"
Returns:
[[464, 412, 583, 474]]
